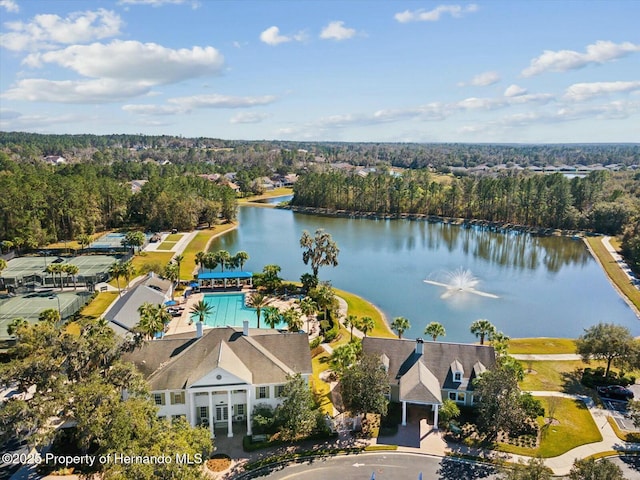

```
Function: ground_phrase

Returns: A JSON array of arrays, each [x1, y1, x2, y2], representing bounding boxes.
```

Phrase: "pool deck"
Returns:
[[164, 289, 314, 337]]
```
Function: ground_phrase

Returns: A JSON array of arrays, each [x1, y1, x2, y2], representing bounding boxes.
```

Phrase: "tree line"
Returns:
[[292, 169, 638, 233], [0, 154, 236, 247]]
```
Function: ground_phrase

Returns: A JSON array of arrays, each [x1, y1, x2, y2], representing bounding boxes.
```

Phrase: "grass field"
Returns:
[[157, 241, 177, 250], [238, 187, 293, 204], [519, 360, 600, 393], [509, 338, 577, 355], [585, 236, 640, 312], [180, 223, 237, 280], [108, 251, 175, 287], [311, 352, 333, 416], [165, 233, 183, 242], [333, 287, 395, 338], [498, 397, 602, 457], [79, 291, 119, 319]]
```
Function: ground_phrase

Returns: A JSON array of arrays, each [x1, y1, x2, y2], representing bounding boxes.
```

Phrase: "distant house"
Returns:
[[123, 325, 312, 438], [362, 337, 495, 428], [105, 273, 173, 337], [44, 155, 66, 165], [129, 179, 148, 194]]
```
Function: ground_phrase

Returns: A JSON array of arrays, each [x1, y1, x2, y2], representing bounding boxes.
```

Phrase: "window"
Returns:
[[153, 393, 165, 406], [257, 386, 269, 399], [236, 404, 245, 416], [198, 406, 208, 420], [275, 385, 285, 397], [453, 372, 462, 382], [448, 391, 466, 403], [170, 391, 185, 404]]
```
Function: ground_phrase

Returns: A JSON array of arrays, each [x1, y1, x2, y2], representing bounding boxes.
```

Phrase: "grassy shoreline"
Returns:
[[584, 236, 640, 316]]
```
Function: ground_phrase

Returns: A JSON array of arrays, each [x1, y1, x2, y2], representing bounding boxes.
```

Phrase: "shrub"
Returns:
[[519, 392, 545, 419], [251, 404, 277, 434]]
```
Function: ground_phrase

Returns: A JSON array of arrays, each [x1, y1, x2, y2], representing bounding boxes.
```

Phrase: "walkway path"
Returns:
[[602, 235, 640, 289]]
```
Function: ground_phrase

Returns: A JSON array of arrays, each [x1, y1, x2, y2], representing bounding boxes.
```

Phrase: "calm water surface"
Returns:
[[210, 205, 639, 342]]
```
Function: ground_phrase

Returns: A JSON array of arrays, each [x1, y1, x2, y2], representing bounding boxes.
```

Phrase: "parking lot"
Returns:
[[601, 383, 640, 431]]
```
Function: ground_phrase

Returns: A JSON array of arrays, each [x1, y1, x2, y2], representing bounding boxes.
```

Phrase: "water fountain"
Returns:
[[424, 268, 499, 299]]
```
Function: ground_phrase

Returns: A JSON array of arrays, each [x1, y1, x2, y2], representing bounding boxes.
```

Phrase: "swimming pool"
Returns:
[[199, 293, 258, 327]]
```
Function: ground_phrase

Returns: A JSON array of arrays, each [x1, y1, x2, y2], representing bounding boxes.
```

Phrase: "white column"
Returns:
[[246, 387, 252, 435], [227, 390, 233, 437], [187, 391, 195, 426], [208, 391, 215, 438], [433, 404, 439, 430], [401, 400, 407, 426]]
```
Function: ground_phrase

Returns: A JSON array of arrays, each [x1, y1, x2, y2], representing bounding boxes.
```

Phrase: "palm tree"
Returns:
[[358, 316, 375, 338], [203, 252, 218, 272], [391, 317, 411, 339], [173, 254, 184, 280], [214, 250, 231, 272], [63, 264, 79, 290], [425, 321, 446, 341], [263, 306, 281, 329], [470, 319, 496, 345], [195, 251, 206, 273], [120, 260, 136, 290], [76, 234, 93, 252], [247, 292, 270, 328], [329, 343, 359, 377], [234, 251, 249, 270], [0, 258, 7, 275], [164, 261, 179, 300], [344, 314, 358, 342], [137, 303, 167, 340], [45, 263, 63, 290], [189, 300, 213, 324], [108, 261, 123, 294], [297, 296, 317, 333], [283, 307, 303, 332]]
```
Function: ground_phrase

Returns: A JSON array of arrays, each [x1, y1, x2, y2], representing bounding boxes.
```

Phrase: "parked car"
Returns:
[[597, 385, 634, 401]]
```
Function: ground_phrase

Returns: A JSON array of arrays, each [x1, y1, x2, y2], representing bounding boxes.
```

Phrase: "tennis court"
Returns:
[[1, 254, 122, 289], [90, 232, 128, 249], [0, 291, 93, 339]]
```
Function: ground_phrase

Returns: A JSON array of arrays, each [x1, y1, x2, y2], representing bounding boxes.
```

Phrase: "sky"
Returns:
[[0, 0, 639, 143]]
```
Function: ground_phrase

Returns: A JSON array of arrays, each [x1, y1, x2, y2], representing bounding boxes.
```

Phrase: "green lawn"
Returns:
[[498, 397, 602, 457], [79, 291, 119, 318], [585, 236, 640, 312], [165, 233, 183, 242], [180, 224, 237, 280], [157, 241, 177, 250], [333, 287, 395, 338], [509, 338, 577, 355], [519, 360, 598, 394], [311, 352, 333, 415]]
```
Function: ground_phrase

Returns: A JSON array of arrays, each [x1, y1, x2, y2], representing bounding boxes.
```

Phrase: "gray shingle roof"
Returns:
[[362, 337, 496, 401], [105, 284, 167, 334], [123, 327, 312, 391]]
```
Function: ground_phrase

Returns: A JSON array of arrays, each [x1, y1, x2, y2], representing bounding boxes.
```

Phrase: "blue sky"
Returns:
[[0, 0, 638, 142]]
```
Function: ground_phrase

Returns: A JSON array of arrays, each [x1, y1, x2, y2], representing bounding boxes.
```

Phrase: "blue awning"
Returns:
[[196, 271, 253, 280], [189, 282, 199, 288], [164, 300, 177, 306]]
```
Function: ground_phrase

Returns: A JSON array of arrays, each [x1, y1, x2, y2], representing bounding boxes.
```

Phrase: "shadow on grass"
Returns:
[[561, 368, 594, 396]]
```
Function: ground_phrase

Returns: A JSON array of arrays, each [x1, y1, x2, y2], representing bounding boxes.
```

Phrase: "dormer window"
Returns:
[[450, 359, 464, 383]]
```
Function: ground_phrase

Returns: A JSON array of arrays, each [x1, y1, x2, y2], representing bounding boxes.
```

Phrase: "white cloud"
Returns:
[[23, 40, 224, 85], [0, 0, 19, 13], [230, 112, 269, 124], [0, 9, 122, 52], [320, 21, 356, 41], [458, 71, 500, 87], [124, 94, 277, 115], [522, 40, 640, 77], [563, 81, 640, 101], [394, 4, 478, 23], [260, 26, 307, 46], [504, 84, 527, 97], [3, 78, 150, 103]]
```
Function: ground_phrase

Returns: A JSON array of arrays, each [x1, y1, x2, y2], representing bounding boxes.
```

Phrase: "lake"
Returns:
[[209, 204, 639, 342]]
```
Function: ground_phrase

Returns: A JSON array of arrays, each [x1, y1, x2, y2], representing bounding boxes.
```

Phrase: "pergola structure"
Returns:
[[196, 271, 253, 289]]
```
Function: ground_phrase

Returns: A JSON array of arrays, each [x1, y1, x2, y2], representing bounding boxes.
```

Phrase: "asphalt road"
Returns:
[[253, 452, 500, 480]]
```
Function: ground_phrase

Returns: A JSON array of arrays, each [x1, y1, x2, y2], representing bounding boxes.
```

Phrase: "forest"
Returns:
[[0, 153, 236, 247]]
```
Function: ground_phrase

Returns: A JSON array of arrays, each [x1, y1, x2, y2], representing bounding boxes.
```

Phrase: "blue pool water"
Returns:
[[199, 293, 258, 327]]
